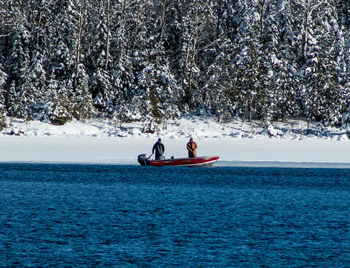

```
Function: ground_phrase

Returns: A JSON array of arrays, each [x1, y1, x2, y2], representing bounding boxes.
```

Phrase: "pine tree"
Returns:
[[27, 49, 48, 121], [231, 1, 265, 121], [46, 74, 74, 125], [106, 0, 136, 122], [178, 0, 202, 111], [133, 0, 181, 125], [0, 63, 7, 128], [269, 0, 301, 121], [6, 25, 31, 118], [45, 0, 82, 123], [297, 0, 348, 127], [203, 39, 237, 121], [73, 63, 94, 120], [258, 0, 299, 122], [86, 0, 112, 110]]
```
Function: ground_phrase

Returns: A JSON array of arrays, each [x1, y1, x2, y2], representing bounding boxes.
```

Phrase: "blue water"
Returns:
[[0, 163, 349, 267]]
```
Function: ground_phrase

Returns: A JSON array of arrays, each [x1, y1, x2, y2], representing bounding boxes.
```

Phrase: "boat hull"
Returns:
[[138, 155, 219, 167]]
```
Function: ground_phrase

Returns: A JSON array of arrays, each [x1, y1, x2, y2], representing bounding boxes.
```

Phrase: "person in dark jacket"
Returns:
[[186, 138, 197, 158], [152, 138, 165, 160]]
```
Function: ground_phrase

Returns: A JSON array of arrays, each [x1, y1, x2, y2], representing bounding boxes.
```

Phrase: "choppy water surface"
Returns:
[[0, 163, 349, 267]]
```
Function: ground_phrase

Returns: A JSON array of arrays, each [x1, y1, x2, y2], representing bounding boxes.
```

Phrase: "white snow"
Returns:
[[1, 117, 350, 167]]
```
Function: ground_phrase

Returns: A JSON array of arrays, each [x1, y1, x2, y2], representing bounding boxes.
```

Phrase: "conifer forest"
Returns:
[[0, 0, 349, 128]]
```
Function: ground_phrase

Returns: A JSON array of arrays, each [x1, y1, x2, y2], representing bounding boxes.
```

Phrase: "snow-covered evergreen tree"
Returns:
[[178, 0, 203, 111], [270, 0, 301, 121], [0, 63, 7, 128], [106, 0, 136, 122], [45, 0, 83, 123], [6, 25, 31, 118], [73, 64, 94, 120], [26, 48, 48, 121], [86, 0, 112, 109], [231, 1, 265, 121], [203, 39, 237, 121], [297, 0, 348, 126], [132, 0, 181, 125], [45, 74, 74, 125]]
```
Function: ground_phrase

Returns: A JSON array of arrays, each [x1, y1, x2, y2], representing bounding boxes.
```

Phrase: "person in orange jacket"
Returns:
[[186, 138, 197, 158]]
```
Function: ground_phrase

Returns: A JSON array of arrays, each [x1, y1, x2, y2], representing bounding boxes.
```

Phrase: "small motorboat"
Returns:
[[138, 154, 219, 167]]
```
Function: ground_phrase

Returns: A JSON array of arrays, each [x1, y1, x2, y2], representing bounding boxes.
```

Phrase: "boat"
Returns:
[[137, 154, 219, 167]]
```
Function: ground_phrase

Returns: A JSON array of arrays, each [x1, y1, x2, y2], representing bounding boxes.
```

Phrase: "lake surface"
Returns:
[[0, 163, 349, 267]]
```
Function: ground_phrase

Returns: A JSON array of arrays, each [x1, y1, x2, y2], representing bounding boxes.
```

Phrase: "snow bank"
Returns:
[[1, 117, 350, 167]]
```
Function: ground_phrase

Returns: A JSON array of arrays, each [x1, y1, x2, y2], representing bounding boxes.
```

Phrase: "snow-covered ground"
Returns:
[[1, 117, 350, 167]]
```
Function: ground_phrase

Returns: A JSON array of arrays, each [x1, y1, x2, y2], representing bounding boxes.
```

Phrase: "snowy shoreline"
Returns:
[[1, 117, 350, 167]]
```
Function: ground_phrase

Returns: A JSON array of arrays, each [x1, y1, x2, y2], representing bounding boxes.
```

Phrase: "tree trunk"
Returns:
[[76, 0, 85, 65], [159, 0, 167, 42], [186, 0, 199, 108], [118, 0, 127, 59], [105, 0, 111, 70], [302, 0, 310, 61], [259, 0, 269, 37]]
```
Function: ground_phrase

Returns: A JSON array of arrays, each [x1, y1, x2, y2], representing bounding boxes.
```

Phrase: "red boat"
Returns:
[[138, 154, 219, 167]]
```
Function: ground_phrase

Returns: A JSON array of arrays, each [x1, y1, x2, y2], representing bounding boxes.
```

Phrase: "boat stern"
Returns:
[[137, 154, 150, 166]]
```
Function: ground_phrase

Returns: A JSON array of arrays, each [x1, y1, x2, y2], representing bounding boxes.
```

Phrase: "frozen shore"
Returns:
[[1, 118, 350, 167], [1, 135, 350, 168]]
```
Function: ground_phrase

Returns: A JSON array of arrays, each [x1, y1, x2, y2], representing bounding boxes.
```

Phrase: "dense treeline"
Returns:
[[0, 0, 349, 129]]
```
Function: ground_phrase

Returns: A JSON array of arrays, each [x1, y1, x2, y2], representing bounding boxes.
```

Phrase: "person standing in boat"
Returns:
[[186, 138, 197, 158], [152, 138, 165, 160]]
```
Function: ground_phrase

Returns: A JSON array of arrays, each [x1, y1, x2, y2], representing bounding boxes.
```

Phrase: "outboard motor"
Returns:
[[138, 154, 149, 166]]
